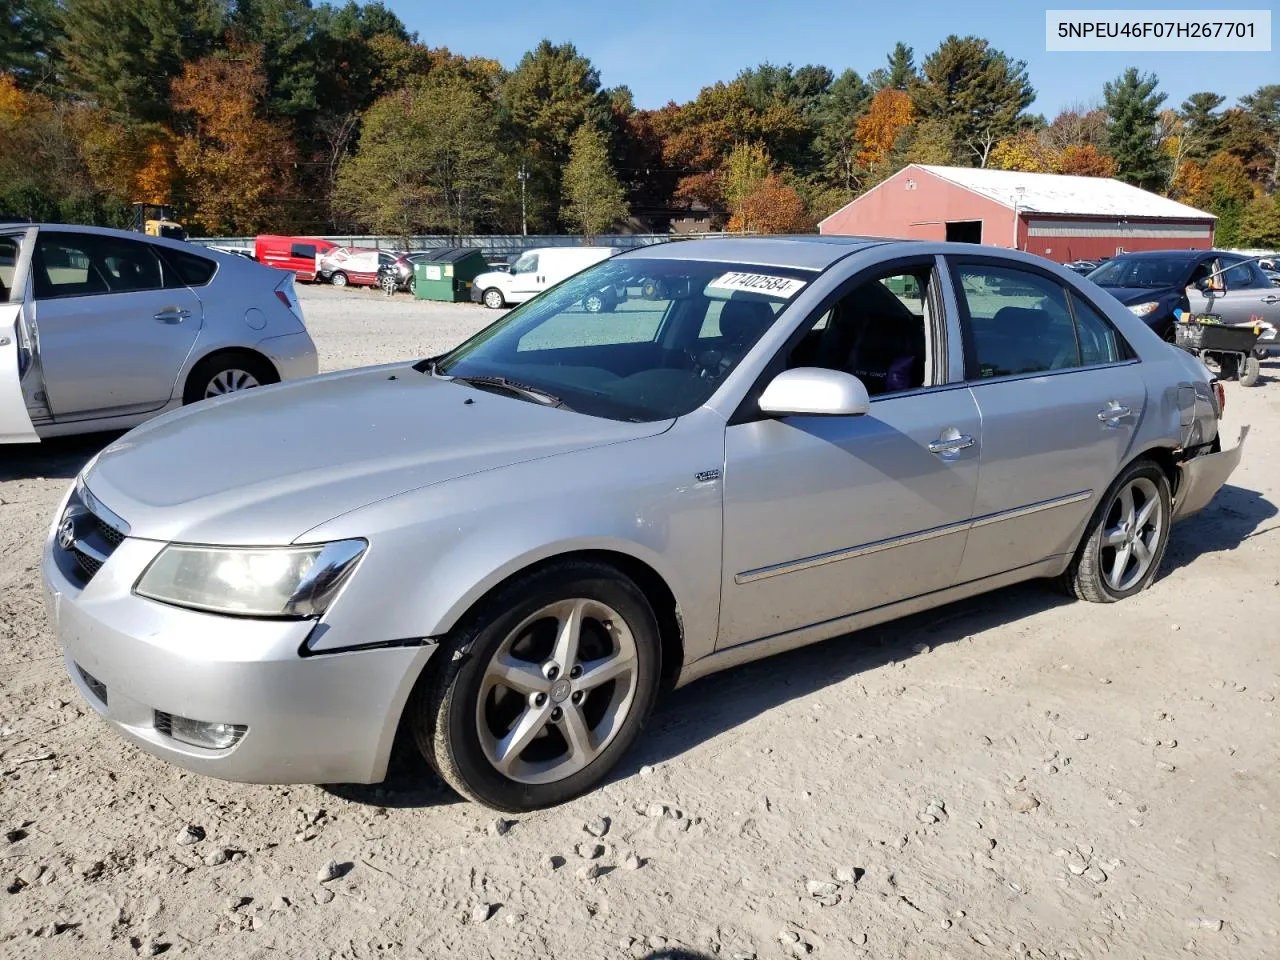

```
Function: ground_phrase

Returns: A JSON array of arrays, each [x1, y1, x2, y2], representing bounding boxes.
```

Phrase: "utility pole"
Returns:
[[517, 162, 529, 237]]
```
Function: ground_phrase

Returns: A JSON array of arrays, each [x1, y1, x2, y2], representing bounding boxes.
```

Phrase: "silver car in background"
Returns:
[[42, 238, 1244, 811], [1, 224, 318, 443]]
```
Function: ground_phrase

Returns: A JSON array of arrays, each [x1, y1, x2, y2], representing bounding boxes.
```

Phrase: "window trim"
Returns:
[[945, 254, 1139, 387], [32, 231, 170, 302], [727, 254, 950, 426]]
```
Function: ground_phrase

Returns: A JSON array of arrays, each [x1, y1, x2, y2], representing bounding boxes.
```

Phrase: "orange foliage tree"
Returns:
[[1058, 144, 1117, 177], [171, 46, 297, 234], [988, 131, 1060, 172], [727, 175, 811, 234], [856, 88, 914, 167]]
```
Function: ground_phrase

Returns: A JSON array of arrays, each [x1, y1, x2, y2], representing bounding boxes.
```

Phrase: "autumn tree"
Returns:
[[1199, 152, 1257, 245], [913, 35, 1034, 167], [1103, 68, 1167, 189], [1239, 84, 1280, 191], [1239, 195, 1280, 247], [335, 74, 503, 240], [1043, 107, 1109, 151], [171, 47, 298, 234], [856, 87, 914, 168], [561, 125, 629, 241], [1058, 144, 1116, 177], [728, 175, 809, 234], [722, 142, 773, 218], [988, 130, 1059, 172], [897, 118, 955, 165]]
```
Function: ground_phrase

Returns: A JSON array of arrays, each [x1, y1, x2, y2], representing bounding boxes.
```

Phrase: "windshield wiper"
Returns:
[[448, 375, 570, 410]]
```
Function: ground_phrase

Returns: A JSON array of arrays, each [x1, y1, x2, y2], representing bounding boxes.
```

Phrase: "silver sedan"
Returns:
[[42, 238, 1245, 810], [1, 224, 318, 443]]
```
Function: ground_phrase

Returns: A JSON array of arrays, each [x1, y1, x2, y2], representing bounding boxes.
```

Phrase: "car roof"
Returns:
[[1108, 249, 1216, 261], [621, 236, 892, 271]]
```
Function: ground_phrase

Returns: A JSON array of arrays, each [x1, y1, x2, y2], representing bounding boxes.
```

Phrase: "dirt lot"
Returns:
[[2, 284, 1278, 959]]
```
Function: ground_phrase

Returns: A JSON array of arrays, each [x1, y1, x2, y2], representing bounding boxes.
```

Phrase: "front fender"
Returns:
[[304, 415, 725, 668]]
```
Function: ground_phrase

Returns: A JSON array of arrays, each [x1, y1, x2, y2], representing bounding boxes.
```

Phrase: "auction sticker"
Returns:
[[708, 272, 806, 299]]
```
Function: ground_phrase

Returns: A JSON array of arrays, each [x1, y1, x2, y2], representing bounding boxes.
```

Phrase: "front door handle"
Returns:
[[1097, 403, 1134, 424], [153, 308, 190, 324], [1262, 295, 1279, 304], [928, 433, 976, 455]]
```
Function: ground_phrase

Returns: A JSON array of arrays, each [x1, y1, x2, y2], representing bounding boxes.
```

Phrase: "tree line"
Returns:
[[1, 0, 1278, 246]]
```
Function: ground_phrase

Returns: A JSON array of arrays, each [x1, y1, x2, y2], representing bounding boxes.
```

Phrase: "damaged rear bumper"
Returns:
[[1173, 426, 1249, 521]]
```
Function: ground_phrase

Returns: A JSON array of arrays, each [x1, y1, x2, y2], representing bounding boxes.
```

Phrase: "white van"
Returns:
[[471, 246, 622, 309]]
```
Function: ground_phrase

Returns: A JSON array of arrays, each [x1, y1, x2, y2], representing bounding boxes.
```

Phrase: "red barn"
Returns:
[[819, 164, 1215, 262]]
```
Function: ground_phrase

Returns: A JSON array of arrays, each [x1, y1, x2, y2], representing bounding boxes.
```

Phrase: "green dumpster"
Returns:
[[412, 247, 490, 302]]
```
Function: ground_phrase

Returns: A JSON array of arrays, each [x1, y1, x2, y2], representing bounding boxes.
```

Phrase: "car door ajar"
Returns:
[[949, 258, 1147, 583], [0, 229, 39, 443], [31, 231, 203, 420], [718, 258, 981, 648]]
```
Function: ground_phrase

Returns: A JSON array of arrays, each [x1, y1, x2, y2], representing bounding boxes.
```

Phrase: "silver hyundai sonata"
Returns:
[[42, 238, 1245, 810]]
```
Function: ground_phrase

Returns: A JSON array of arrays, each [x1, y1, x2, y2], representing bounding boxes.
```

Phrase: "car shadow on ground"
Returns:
[[0, 432, 120, 483], [330, 480, 1276, 809]]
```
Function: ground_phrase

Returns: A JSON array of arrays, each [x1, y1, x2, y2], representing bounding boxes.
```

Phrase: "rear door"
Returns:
[[948, 257, 1147, 581], [1, 228, 38, 442], [31, 231, 203, 420]]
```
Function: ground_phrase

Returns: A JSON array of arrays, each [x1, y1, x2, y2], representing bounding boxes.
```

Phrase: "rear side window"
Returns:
[[955, 264, 1077, 378], [163, 248, 218, 287], [34, 233, 165, 300], [290, 243, 317, 259]]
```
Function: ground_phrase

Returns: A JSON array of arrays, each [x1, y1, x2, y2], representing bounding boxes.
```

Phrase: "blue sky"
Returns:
[[389, 0, 1275, 115]]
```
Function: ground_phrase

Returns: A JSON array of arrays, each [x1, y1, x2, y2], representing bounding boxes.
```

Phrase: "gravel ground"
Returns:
[[1, 286, 1278, 959]]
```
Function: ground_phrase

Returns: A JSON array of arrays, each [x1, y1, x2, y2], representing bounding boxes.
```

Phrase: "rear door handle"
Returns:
[[928, 433, 976, 455], [153, 308, 190, 323], [1097, 403, 1134, 424]]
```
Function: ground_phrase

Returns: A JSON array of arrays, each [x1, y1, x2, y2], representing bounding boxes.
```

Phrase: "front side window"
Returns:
[[955, 264, 1078, 379], [786, 265, 933, 396], [434, 258, 811, 421], [34, 233, 165, 300], [1220, 257, 1258, 289], [512, 253, 538, 275]]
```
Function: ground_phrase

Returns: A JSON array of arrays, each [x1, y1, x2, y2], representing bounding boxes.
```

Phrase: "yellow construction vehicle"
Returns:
[[131, 202, 187, 241]]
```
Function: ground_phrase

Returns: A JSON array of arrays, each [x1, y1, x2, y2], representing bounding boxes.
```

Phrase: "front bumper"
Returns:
[[1173, 426, 1249, 521], [469, 283, 484, 303], [42, 522, 432, 785]]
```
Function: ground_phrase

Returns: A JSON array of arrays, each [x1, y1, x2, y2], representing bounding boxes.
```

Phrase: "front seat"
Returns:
[[706, 298, 776, 375], [825, 281, 925, 395]]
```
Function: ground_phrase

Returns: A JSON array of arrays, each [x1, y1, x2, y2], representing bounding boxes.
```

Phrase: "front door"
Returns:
[[0, 229, 38, 443], [31, 230, 203, 420], [1189, 255, 1280, 326], [509, 252, 543, 300], [718, 259, 980, 647], [948, 258, 1147, 582]]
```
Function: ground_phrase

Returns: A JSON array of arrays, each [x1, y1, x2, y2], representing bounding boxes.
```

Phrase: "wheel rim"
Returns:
[[484, 290, 502, 308], [585, 294, 602, 312], [476, 598, 639, 785], [1100, 476, 1163, 592], [205, 368, 261, 398], [333, 273, 346, 286]]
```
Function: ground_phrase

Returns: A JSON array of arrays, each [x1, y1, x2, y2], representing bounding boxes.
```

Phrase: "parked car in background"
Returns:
[[471, 246, 622, 308], [254, 235, 336, 283], [1086, 250, 1280, 341], [1, 224, 318, 443], [41, 237, 1243, 810], [205, 245, 255, 261], [319, 247, 396, 288], [1064, 259, 1099, 275]]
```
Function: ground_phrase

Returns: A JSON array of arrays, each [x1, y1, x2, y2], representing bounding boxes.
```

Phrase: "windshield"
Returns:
[[1087, 256, 1195, 289], [433, 257, 813, 421]]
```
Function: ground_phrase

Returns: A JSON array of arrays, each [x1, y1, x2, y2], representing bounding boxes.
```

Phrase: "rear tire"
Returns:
[[409, 561, 661, 811], [1059, 459, 1171, 603], [183, 351, 278, 404], [331, 271, 348, 287]]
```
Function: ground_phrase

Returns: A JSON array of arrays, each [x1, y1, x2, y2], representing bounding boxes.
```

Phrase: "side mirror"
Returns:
[[758, 368, 870, 417]]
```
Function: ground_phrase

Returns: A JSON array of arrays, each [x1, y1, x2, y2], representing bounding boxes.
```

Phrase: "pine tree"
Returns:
[[1180, 91, 1226, 162], [1103, 68, 1167, 189]]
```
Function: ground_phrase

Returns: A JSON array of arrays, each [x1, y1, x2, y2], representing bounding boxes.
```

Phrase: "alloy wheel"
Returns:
[[476, 598, 638, 785], [484, 289, 504, 309], [1099, 476, 1164, 592], [204, 368, 262, 398]]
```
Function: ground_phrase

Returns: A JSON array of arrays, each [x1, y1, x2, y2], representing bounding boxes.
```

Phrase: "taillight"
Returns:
[[1213, 380, 1226, 417]]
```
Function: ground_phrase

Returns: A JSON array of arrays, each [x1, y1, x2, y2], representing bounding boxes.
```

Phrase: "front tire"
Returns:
[[482, 287, 506, 309], [330, 271, 348, 287], [411, 561, 661, 811], [1060, 459, 1171, 603]]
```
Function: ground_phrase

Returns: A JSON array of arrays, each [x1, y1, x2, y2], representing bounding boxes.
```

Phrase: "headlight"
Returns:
[[1127, 301, 1160, 317], [134, 540, 366, 618]]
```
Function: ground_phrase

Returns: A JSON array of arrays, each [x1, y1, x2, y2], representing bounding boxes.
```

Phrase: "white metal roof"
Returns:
[[914, 165, 1214, 220]]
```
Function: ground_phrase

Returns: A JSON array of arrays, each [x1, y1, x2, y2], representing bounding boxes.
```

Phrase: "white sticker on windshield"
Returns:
[[707, 272, 805, 299]]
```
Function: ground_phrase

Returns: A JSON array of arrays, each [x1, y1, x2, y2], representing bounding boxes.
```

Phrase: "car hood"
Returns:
[[83, 364, 669, 545], [1096, 285, 1178, 305]]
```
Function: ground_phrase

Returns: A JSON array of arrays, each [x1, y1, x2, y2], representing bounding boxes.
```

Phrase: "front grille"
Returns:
[[56, 486, 129, 586]]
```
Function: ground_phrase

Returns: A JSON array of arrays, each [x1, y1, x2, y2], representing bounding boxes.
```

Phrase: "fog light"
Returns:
[[154, 711, 246, 750]]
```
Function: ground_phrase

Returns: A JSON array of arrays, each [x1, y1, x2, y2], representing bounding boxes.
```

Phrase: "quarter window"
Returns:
[[163, 248, 217, 287], [1071, 294, 1126, 365], [955, 265, 1078, 379], [34, 233, 166, 300]]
